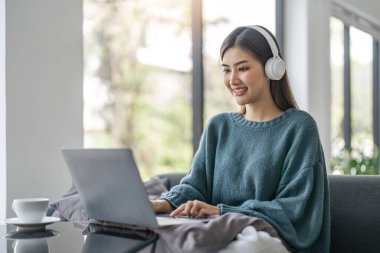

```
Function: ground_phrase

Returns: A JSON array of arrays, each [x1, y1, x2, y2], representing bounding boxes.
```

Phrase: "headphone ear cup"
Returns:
[[265, 56, 286, 80]]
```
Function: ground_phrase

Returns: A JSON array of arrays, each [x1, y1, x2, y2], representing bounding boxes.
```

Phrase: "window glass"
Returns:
[[350, 27, 374, 173], [203, 0, 276, 123], [330, 18, 377, 175], [330, 17, 345, 172], [83, 0, 192, 179]]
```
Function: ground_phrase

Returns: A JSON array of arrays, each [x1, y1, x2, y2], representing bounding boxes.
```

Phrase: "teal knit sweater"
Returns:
[[160, 109, 330, 252]]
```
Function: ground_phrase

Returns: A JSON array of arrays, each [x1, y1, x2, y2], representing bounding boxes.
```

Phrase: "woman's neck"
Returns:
[[244, 102, 283, 122]]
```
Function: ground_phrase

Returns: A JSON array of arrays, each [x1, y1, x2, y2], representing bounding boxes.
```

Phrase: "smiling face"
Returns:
[[221, 46, 272, 108]]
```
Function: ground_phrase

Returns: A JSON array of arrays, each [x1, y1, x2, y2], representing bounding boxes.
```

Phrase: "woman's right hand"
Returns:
[[151, 199, 174, 214]]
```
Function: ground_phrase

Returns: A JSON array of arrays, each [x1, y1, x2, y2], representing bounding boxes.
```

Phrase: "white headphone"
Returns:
[[247, 26, 286, 80]]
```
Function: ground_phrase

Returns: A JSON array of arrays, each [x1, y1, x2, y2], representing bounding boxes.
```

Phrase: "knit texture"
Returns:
[[160, 109, 330, 253]]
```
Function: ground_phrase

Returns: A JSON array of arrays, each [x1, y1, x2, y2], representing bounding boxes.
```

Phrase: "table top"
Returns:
[[0, 220, 158, 253]]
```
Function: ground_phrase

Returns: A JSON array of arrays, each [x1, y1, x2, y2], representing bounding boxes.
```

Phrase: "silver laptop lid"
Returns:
[[62, 148, 160, 228]]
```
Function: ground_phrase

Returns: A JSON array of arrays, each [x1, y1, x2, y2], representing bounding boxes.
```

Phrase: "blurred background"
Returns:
[[83, 0, 275, 178], [1, 0, 380, 220], [83, 0, 379, 178]]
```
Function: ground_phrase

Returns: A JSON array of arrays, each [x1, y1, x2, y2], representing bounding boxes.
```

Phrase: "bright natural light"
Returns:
[[83, 0, 275, 179]]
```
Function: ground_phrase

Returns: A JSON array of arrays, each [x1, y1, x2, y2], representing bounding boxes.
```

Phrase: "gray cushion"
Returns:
[[158, 173, 186, 189], [328, 175, 380, 253]]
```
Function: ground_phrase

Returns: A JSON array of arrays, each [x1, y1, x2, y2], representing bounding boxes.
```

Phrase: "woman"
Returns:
[[152, 25, 330, 252]]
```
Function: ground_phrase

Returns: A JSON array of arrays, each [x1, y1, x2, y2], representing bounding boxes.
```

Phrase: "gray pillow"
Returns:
[[50, 193, 88, 222], [144, 176, 169, 200], [49, 176, 169, 222]]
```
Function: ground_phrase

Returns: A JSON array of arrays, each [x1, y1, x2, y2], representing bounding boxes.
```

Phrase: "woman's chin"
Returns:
[[233, 98, 247, 106]]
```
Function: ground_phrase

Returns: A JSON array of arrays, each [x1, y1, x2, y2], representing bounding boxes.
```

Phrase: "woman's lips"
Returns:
[[232, 87, 248, 96]]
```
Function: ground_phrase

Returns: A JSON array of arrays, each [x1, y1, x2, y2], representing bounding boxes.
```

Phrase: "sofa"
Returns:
[[158, 173, 380, 253]]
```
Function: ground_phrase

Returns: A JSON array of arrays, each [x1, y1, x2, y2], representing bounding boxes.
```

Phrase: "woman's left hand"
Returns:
[[170, 200, 221, 218]]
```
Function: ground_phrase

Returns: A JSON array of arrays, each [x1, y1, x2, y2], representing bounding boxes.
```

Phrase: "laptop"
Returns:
[[82, 223, 158, 253], [62, 148, 211, 228]]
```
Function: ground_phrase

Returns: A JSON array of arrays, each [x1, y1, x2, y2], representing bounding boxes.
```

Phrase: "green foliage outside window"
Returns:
[[84, 0, 193, 179], [331, 142, 379, 175]]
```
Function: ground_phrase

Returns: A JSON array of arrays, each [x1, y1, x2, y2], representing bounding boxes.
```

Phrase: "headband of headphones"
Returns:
[[247, 25, 285, 80]]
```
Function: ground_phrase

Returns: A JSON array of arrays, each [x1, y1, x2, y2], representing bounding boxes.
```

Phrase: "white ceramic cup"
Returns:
[[12, 198, 49, 223], [13, 238, 49, 253]]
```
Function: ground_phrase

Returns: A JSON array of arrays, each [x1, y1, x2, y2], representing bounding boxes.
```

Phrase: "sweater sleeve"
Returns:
[[158, 156, 208, 208], [159, 120, 213, 208], [218, 161, 327, 250]]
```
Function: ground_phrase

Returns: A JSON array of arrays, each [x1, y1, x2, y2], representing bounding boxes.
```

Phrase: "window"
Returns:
[[351, 27, 373, 153], [330, 13, 380, 175], [84, 0, 192, 179], [330, 17, 344, 156], [84, 0, 279, 179]]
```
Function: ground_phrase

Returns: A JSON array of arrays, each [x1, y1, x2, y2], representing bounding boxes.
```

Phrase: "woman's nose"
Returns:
[[229, 70, 240, 86]]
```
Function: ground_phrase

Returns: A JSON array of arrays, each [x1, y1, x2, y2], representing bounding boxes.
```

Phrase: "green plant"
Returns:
[[331, 144, 379, 175]]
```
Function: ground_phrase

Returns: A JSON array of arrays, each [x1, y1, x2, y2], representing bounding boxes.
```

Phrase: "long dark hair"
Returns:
[[220, 26, 298, 113]]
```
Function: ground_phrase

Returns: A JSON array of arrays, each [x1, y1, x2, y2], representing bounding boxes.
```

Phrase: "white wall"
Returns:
[[3, 0, 83, 219], [0, 0, 6, 221], [284, 0, 332, 170]]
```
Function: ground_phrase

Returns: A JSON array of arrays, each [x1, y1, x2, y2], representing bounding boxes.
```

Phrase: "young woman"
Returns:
[[152, 25, 330, 252]]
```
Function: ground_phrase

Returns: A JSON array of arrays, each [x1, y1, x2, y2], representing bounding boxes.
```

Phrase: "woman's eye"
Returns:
[[223, 69, 230, 73], [239, 67, 249, 72]]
